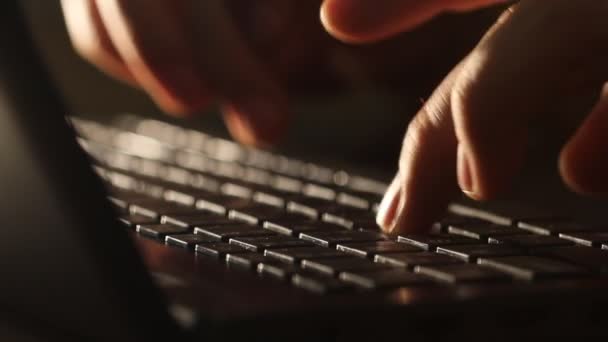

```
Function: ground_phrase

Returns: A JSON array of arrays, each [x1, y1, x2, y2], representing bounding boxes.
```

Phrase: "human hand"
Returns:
[[323, 0, 608, 233], [61, 0, 327, 147]]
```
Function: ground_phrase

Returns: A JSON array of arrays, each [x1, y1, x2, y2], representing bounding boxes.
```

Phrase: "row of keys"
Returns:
[[72, 117, 388, 197]]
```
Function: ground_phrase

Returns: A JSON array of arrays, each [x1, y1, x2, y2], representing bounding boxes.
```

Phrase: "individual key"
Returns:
[[252, 188, 297, 208], [447, 204, 513, 226], [558, 232, 608, 248], [165, 234, 218, 248], [299, 230, 385, 248], [517, 219, 599, 236], [162, 213, 234, 228], [107, 196, 129, 213], [336, 192, 370, 210], [478, 256, 587, 281], [302, 183, 336, 200], [286, 197, 333, 218], [130, 201, 196, 219], [264, 247, 347, 264], [270, 175, 303, 193], [448, 223, 527, 241], [220, 182, 253, 199], [432, 215, 489, 233], [195, 242, 249, 259], [321, 206, 375, 229], [397, 234, 478, 251], [263, 221, 342, 237], [257, 260, 299, 280], [195, 195, 251, 215], [226, 252, 268, 270], [229, 235, 312, 252], [374, 252, 462, 269], [194, 225, 275, 241], [136, 224, 189, 239], [415, 264, 510, 284], [489, 235, 573, 249], [228, 205, 308, 225], [436, 244, 524, 262], [119, 214, 158, 228], [534, 246, 608, 274], [302, 257, 391, 276], [292, 272, 352, 294], [336, 241, 420, 259], [339, 269, 431, 289]]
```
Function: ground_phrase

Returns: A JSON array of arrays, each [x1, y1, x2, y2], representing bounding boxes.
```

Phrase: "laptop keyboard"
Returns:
[[71, 116, 608, 294]]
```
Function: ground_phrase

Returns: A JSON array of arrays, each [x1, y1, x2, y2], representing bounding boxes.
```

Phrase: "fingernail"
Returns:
[[376, 175, 402, 232], [457, 144, 474, 195]]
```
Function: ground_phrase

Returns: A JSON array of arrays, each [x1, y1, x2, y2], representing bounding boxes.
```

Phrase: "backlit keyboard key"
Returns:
[[302, 257, 391, 276], [263, 221, 342, 236], [226, 252, 268, 270], [264, 247, 347, 264], [339, 269, 431, 289], [299, 230, 385, 248], [162, 214, 235, 228], [489, 235, 573, 249], [517, 219, 599, 236], [194, 225, 275, 241], [336, 241, 420, 258], [165, 234, 218, 248], [136, 224, 189, 239], [415, 264, 510, 284], [229, 235, 312, 252], [195, 243, 249, 259], [478, 256, 587, 281], [119, 214, 158, 228], [397, 234, 477, 251], [257, 260, 299, 280], [447, 224, 526, 241], [558, 232, 608, 247], [436, 244, 524, 262], [374, 252, 462, 269]]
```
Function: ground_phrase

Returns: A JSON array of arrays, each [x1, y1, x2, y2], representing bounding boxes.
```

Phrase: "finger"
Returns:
[[560, 86, 608, 195], [377, 61, 464, 234], [60, 0, 135, 84], [95, 0, 211, 114], [321, 0, 508, 43], [186, 0, 289, 146], [450, 1, 608, 200]]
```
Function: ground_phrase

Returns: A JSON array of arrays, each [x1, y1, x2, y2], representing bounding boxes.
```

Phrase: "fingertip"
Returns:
[[376, 174, 403, 232], [320, 0, 379, 44], [222, 98, 289, 148], [559, 132, 608, 196]]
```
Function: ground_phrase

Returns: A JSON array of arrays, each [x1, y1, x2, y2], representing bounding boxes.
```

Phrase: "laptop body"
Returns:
[[2, 1, 608, 340]]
